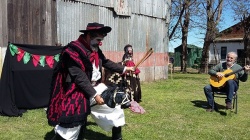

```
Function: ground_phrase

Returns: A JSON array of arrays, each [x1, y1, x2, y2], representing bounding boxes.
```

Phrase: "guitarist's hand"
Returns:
[[244, 65, 250, 72], [216, 72, 225, 77]]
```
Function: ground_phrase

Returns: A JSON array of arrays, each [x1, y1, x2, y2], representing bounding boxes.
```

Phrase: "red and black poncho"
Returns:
[[47, 35, 125, 128]]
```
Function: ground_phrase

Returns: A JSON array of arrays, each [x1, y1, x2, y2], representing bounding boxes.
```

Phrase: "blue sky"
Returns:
[[168, 10, 240, 52]]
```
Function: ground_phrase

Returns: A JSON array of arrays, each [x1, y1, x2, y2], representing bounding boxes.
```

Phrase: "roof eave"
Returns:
[[214, 38, 243, 43]]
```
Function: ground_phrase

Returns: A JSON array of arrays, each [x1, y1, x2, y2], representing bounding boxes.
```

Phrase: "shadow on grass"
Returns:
[[44, 129, 55, 140], [84, 122, 110, 140], [44, 122, 110, 140], [191, 100, 227, 116]]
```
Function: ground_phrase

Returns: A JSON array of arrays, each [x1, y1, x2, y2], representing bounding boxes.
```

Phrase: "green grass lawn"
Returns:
[[0, 73, 250, 140]]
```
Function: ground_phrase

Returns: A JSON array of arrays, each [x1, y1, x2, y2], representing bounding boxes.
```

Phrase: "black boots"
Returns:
[[112, 126, 122, 140], [77, 125, 86, 140]]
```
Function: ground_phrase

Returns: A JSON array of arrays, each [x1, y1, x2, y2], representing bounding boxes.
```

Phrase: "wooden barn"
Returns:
[[0, 0, 171, 81]]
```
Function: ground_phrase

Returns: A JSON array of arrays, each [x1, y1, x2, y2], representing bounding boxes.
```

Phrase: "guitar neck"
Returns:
[[225, 67, 245, 77]]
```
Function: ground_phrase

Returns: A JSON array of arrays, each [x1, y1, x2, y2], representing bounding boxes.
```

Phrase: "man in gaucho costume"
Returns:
[[103, 45, 142, 103], [122, 44, 142, 102], [47, 22, 134, 140]]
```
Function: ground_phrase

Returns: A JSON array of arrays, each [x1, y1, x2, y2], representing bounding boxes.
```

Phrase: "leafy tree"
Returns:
[[199, 0, 224, 73], [229, 0, 250, 65], [180, 0, 191, 73], [169, 0, 185, 41], [170, 0, 199, 73]]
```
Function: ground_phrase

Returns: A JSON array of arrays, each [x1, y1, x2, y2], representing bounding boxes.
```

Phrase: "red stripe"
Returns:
[[103, 51, 169, 67], [86, 27, 102, 30], [71, 41, 87, 56], [65, 49, 85, 71]]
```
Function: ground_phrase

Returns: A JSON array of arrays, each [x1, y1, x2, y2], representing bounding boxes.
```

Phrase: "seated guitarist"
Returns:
[[204, 52, 250, 112]]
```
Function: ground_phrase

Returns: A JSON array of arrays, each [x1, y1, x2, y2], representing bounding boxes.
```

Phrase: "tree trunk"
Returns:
[[180, 0, 190, 73], [243, 16, 250, 65], [199, 20, 213, 73], [199, 38, 210, 73], [181, 21, 189, 73], [212, 43, 218, 64]]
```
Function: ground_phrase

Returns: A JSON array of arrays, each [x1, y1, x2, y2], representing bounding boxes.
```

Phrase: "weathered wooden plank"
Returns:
[[40, 0, 46, 45], [22, 0, 29, 43], [0, 0, 8, 46], [29, 0, 41, 44], [15, 0, 23, 43], [27, 0, 33, 43], [34, 0, 41, 44], [51, 0, 58, 46], [7, 0, 15, 43]]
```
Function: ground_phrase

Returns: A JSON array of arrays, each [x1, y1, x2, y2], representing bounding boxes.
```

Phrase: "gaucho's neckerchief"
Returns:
[[76, 35, 99, 68]]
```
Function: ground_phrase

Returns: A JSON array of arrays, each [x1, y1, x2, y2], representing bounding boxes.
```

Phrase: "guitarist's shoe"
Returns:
[[226, 102, 232, 109], [206, 108, 214, 112]]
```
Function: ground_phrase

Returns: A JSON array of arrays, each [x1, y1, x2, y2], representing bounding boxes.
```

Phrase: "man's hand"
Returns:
[[94, 95, 104, 105], [126, 67, 135, 72], [244, 65, 250, 72], [216, 72, 224, 77]]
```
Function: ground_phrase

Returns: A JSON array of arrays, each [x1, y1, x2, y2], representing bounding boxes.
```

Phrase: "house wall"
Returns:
[[209, 41, 244, 64]]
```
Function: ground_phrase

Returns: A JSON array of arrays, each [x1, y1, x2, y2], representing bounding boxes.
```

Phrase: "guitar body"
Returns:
[[210, 69, 236, 88]]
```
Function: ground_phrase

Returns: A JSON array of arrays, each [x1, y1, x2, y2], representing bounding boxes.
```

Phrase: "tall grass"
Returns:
[[0, 73, 250, 140]]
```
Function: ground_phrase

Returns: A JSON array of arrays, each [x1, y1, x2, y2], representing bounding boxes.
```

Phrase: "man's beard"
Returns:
[[90, 40, 99, 51], [90, 37, 103, 51], [90, 44, 99, 51], [227, 61, 234, 66]]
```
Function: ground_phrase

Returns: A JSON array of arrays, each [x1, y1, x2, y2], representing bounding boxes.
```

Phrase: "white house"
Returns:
[[209, 22, 244, 65]]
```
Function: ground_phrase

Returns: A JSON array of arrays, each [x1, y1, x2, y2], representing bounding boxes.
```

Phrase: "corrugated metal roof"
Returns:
[[63, 0, 168, 18], [73, 0, 114, 8], [56, 0, 169, 53], [0, 0, 170, 81]]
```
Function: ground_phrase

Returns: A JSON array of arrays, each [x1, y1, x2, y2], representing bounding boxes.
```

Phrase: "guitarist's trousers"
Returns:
[[204, 80, 238, 108]]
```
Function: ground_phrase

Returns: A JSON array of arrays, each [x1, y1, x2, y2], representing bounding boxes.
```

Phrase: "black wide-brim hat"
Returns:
[[79, 22, 112, 34]]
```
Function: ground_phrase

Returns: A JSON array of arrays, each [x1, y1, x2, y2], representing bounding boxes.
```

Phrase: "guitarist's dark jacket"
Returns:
[[209, 62, 248, 85]]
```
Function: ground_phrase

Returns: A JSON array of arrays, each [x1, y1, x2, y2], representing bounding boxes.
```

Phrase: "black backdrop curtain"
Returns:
[[0, 43, 62, 117]]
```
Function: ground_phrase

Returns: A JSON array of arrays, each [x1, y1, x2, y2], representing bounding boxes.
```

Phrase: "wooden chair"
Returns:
[[212, 91, 238, 114]]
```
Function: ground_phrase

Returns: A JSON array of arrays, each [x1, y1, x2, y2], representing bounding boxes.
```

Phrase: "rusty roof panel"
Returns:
[[114, 0, 131, 16], [66, 0, 114, 8], [55, 0, 169, 54], [139, 0, 153, 17]]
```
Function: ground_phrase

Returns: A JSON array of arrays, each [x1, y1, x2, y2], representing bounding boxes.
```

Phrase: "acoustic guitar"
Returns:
[[210, 67, 245, 88]]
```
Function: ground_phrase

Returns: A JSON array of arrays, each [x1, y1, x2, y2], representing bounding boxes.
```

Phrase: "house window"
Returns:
[[237, 49, 244, 64], [221, 47, 227, 60], [237, 49, 244, 58]]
